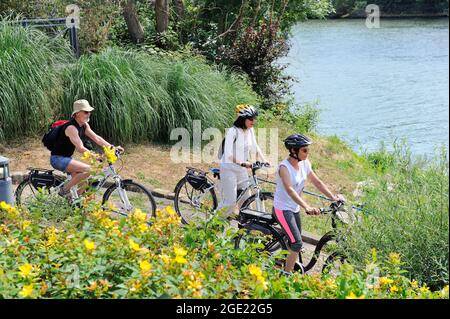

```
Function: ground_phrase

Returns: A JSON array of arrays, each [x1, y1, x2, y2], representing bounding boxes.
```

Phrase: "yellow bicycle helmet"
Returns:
[[235, 104, 258, 118]]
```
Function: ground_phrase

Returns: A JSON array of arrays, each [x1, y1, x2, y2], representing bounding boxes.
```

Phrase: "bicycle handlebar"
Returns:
[[240, 161, 271, 169]]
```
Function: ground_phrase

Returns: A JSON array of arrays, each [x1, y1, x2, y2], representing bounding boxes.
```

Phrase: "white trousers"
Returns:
[[217, 163, 250, 218]]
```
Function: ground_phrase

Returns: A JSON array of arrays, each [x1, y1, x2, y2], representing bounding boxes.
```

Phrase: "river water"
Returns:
[[282, 18, 449, 156]]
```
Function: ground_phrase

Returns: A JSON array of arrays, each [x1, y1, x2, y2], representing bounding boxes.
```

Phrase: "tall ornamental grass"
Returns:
[[0, 18, 74, 141], [339, 144, 449, 290], [61, 48, 259, 144]]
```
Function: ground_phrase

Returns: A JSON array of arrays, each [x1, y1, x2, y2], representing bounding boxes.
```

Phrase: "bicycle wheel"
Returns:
[[102, 180, 156, 218], [15, 177, 64, 207], [234, 222, 287, 255], [301, 232, 342, 274], [173, 177, 218, 225], [322, 252, 346, 275]]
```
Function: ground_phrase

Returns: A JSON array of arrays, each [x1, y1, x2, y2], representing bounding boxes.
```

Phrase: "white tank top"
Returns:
[[273, 159, 312, 212]]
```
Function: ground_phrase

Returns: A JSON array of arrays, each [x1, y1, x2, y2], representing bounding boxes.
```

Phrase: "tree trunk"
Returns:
[[173, 0, 185, 43], [155, 0, 169, 34], [174, 0, 185, 21], [123, 0, 144, 43]]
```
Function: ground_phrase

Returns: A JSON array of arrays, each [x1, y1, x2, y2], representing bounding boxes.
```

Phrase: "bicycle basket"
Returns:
[[30, 169, 57, 190], [186, 170, 209, 190]]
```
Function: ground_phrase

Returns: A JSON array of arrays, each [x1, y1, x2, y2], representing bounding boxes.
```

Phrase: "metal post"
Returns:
[[0, 156, 14, 205]]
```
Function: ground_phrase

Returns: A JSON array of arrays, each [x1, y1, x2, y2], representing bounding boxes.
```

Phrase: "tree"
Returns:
[[123, 0, 145, 43], [155, 0, 169, 33]]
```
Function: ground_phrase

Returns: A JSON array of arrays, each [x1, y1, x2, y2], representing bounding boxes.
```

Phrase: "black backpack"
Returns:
[[42, 120, 69, 151]]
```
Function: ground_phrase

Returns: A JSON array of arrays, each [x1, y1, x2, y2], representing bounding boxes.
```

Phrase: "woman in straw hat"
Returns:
[[50, 99, 124, 198]]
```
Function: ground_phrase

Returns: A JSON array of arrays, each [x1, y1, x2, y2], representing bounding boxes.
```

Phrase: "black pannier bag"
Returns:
[[30, 169, 59, 190], [185, 169, 210, 191]]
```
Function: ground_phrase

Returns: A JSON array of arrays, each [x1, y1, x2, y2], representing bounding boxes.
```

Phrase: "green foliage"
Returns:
[[258, 102, 319, 133], [61, 47, 258, 144], [217, 23, 291, 108], [0, 18, 74, 141], [339, 143, 449, 289], [0, 22, 258, 144], [0, 200, 447, 298]]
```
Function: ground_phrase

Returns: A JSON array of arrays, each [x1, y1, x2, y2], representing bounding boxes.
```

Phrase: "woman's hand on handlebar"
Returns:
[[114, 145, 124, 154], [305, 206, 321, 215], [333, 194, 346, 203], [240, 161, 252, 169]]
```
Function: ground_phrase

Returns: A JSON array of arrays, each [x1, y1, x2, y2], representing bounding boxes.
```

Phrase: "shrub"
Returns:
[[61, 48, 259, 144], [0, 200, 447, 299], [339, 143, 449, 289], [0, 18, 74, 141], [216, 23, 292, 109]]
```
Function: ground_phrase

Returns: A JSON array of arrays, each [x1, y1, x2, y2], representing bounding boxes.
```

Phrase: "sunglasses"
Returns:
[[246, 117, 256, 122], [300, 147, 309, 153]]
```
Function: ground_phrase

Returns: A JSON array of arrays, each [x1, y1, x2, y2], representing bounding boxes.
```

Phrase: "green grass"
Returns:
[[136, 172, 162, 188], [1, 20, 258, 145], [339, 143, 449, 289], [0, 18, 74, 141], [61, 48, 259, 144]]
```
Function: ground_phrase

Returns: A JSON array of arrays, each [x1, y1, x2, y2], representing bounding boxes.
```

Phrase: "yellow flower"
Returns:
[[166, 206, 177, 216], [19, 284, 34, 298], [0, 201, 11, 211], [389, 252, 401, 265], [132, 209, 147, 223], [139, 260, 152, 277], [174, 255, 188, 264], [81, 150, 92, 161], [346, 292, 365, 299], [419, 286, 430, 294], [129, 239, 141, 252], [139, 260, 151, 271], [248, 264, 263, 278], [188, 279, 203, 291], [83, 239, 96, 252], [19, 263, 33, 278], [174, 246, 188, 257], [411, 280, 419, 289], [22, 220, 31, 231], [379, 277, 394, 286], [390, 285, 399, 293], [103, 146, 118, 164], [138, 223, 149, 233]]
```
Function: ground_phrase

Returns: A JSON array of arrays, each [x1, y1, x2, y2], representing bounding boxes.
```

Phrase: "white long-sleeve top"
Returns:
[[220, 126, 265, 165]]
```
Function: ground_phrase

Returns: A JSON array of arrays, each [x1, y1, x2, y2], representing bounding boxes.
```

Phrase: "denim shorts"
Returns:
[[50, 155, 72, 173]]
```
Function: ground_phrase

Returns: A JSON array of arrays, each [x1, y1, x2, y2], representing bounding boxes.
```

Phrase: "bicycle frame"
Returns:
[[187, 163, 267, 213]]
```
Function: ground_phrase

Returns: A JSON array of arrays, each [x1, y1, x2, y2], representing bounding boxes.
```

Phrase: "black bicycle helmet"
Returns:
[[284, 134, 313, 149], [284, 134, 313, 161]]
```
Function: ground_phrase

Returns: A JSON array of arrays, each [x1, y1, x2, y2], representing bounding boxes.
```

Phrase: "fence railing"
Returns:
[[16, 17, 80, 58]]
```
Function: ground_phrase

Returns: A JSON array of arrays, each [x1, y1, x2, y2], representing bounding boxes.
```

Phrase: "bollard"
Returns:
[[0, 156, 14, 204]]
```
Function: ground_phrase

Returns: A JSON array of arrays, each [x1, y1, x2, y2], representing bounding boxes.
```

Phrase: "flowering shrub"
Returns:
[[0, 201, 447, 299]]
